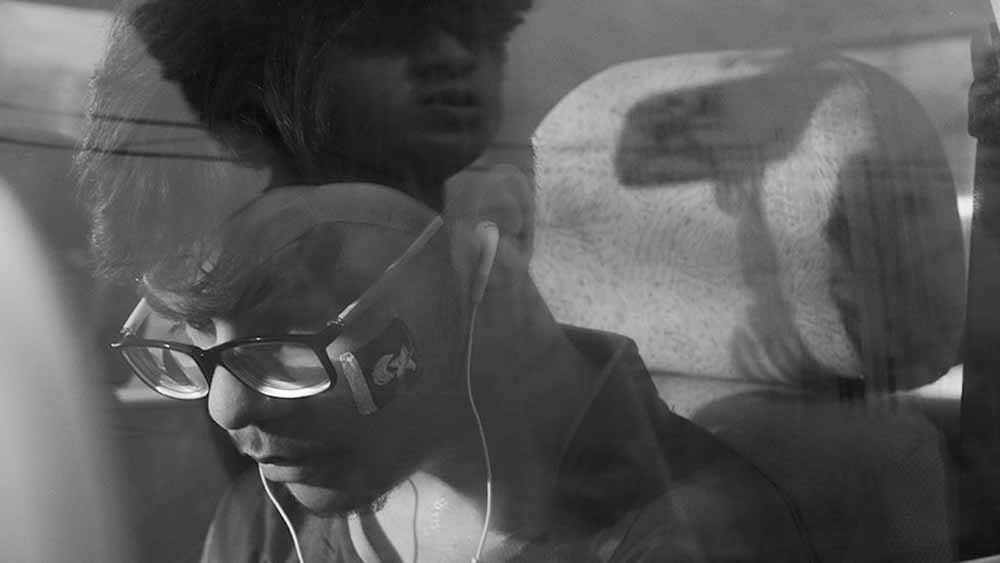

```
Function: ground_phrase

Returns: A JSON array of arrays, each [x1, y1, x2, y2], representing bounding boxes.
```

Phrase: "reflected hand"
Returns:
[[445, 164, 536, 300]]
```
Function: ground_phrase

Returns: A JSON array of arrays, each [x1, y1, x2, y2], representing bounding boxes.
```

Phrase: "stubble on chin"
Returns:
[[285, 480, 393, 518]]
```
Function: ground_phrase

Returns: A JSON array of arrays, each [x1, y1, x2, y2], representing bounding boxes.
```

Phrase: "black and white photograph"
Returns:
[[1, 0, 999, 561]]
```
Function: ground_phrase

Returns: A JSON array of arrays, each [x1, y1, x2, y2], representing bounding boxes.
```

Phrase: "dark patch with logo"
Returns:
[[351, 318, 420, 409]]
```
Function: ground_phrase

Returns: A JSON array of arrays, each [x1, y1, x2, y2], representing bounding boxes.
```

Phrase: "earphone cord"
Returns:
[[258, 266, 494, 563], [260, 464, 306, 563], [466, 301, 494, 563]]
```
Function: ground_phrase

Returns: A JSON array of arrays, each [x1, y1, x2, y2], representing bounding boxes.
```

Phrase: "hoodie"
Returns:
[[200, 326, 812, 562]]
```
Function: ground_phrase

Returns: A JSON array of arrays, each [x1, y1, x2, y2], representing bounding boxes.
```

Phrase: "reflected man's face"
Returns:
[[314, 24, 505, 191]]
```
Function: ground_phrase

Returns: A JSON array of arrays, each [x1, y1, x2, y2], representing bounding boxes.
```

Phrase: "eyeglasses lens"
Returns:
[[221, 342, 331, 399], [121, 347, 209, 399]]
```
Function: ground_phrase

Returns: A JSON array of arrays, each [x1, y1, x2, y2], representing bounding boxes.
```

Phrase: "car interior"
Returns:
[[2, 0, 999, 561]]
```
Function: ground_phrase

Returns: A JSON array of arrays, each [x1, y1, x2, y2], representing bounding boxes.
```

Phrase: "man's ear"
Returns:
[[444, 164, 535, 301]]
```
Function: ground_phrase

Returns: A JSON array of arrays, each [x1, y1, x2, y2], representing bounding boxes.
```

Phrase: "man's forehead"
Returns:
[[227, 183, 438, 248], [225, 183, 441, 279], [144, 183, 440, 322], [143, 235, 356, 328]]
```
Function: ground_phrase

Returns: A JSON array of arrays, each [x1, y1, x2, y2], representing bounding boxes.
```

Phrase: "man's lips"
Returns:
[[257, 460, 322, 483], [249, 449, 347, 483], [252, 454, 307, 465]]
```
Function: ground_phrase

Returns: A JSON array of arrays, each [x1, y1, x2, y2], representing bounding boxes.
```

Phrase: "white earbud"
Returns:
[[470, 221, 499, 304]]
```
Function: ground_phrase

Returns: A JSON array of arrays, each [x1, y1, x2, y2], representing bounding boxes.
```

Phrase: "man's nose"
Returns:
[[411, 27, 478, 81], [207, 365, 294, 430]]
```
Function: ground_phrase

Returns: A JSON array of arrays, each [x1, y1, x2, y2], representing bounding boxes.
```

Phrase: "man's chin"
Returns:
[[284, 482, 387, 517]]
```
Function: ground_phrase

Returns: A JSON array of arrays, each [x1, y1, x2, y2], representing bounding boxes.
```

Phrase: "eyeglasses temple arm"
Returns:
[[336, 216, 444, 327], [121, 298, 152, 336]]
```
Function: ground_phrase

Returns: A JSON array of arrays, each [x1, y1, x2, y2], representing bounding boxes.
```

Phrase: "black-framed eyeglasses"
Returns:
[[112, 216, 443, 401]]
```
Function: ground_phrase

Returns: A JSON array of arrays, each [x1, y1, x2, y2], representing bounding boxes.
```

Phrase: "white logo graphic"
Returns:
[[372, 345, 416, 386]]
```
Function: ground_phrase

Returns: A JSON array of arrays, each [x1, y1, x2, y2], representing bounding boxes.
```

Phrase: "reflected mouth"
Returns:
[[418, 87, 485, 125], [419, 88, 481, 109]]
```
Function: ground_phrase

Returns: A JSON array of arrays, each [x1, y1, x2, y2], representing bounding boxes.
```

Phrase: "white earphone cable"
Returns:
[[466, 301, 494, 563], [260, 464, 306, 563], [260, 219, 495, 563]]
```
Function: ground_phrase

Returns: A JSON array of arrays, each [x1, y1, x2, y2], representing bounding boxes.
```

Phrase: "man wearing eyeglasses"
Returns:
[[107, 176, 813, 563], [78, 1, 811, 561]]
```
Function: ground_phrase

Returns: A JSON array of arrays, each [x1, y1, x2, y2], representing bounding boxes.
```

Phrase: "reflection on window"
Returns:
[[2, 0, 999, 561]]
